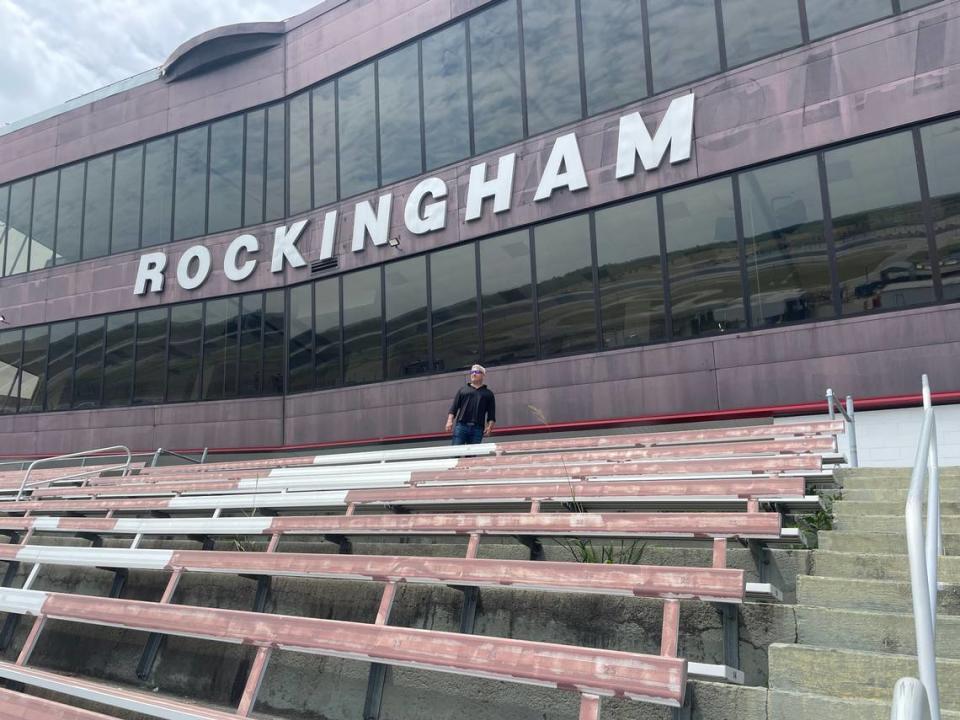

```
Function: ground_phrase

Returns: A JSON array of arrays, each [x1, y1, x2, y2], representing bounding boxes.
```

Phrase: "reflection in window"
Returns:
[[208, 116, 244, 234], [581, 0, 647, 114], [386, 256, 429, 379], [595, 199, 666, 348], [239, 293, 264, 397], [805, 0, 892, 40], [0, 329, 22, 414], [73, 317, 105, 409], [922, 119, 960, 301], [423, 23, 470, 170], [103, 312, 135, 407], [338, 66, 379, 198], [664, 178, 745, 337], [826, 133, 931, 314], [535, 216, 597, 356], [166, 303, 203, 403], [289, 93, 313, 217], [288, 283, 315, 393], [522, 0, 582, 135], [142, 137, 174, 247], [133, 308, 168, 405], [30, 171, 57, 271], [45, 321, 75, 411], [5, 180, 33, 276], [262, 290, 286, 395], [431, 243, 479, 373], [315, 278, 341, 388], [901, 0, 939, 8], [740, 156, 833, 326], [266, 103, 287, 222], [0, 186, 8, 276], [647, 0, 721, 93], [470, 0, 523, 155], [55, 165, 85, 263], [82, 154, 113, 259], [20, 326, 47, 413], [112, 147, 143, 253], [174, 127, 209, 241], [721, 0, 803, 68], [343, 267, 383, 385], [480, 231, 536, 365], [203, 297, 240, 401], [312, 84, 338, 208], [379, 45, 423, 185], [244, 110, 266, 227]]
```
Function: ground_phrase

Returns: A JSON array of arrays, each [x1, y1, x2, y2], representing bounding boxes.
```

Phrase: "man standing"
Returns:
[[445, 364, 496, 445]]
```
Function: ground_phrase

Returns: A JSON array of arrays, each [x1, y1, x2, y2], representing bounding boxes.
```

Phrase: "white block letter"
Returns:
[[534, 133, 588, 202], [616, 93, 695, 179], [404, 177, 448, 235], [465, 153, 516, 222], [352, 194, 393, 252], [177, 246, 212, 291], [271, 219, 310, 273], [224, 234, 259, 282], [134, 252, 167, 295], [318, 210, 339, 261]]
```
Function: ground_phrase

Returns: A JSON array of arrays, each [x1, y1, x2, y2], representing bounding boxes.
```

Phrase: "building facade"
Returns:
[[0, 0, 958, 455]]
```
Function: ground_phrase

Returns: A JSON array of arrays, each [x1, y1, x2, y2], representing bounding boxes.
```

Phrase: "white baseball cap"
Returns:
[[470, 364, 486, 374]]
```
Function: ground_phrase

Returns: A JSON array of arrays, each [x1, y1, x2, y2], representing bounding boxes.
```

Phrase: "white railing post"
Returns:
[[15, 445, 132, 501]]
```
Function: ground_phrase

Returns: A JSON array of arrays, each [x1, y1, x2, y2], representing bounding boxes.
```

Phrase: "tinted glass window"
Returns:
[[826, 132, 931, 314], [266, 103, 287, 222], [431, 243, 479, 373], [208, 116, 244, 234], [647, 0, 721, 93], [45, 321, 75, 411], [535, 216, 597, 356], [470, 0, 524, 155], [312, 84, 338, 208], [103, 312, 135, 407], [5, 180, 32, 276], [133, 308, 168, 405], [55, 165, 84, 264], [343, 267, 383, 385], [289, 93, 313, 217], [581, 0, 647, 115], [0, 329, 21, 414], [522, 0, 582, 136], [203, 296, 240, 401], [338, 66, 378, 198], [721, 0, 803, 67], [166, 303, 203, 403], [805, 0, 892, 40], [595, 199, 666, 348], [244, 110, 266, 227], [385, 256, 429, 379], [379, 45, 423, 185], [422, 23, 470, 170], [174, 127, 209, 241], [922, 119, 960, 301], [142, 137, 175, 247], [480, 231, 536, 365], [0, 186, 6, 275], [288, 283, 315, 393], [314, 278, 341, 388], [740, 156, 833, 326], [262, 290, 286, 395], [82, 155, 113, 260], [73, 317, 104, 410], [30, 171, 57, 271], [239, 293, 264, 397], [664, 178, 744, 337], [901, 0, 938, 8], [20, 327, 47, 413], [112, 146, 143, 253]]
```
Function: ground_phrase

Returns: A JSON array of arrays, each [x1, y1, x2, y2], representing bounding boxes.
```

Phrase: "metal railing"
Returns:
[[150, 447, 208, 467], [15, 445, 132, 501], [892, 374, 943, 720], [825, 387, 859, 467], [891, 678, 932, 720]]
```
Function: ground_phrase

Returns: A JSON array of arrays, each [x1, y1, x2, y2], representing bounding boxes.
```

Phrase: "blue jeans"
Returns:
[[452, 422, 484, 445]]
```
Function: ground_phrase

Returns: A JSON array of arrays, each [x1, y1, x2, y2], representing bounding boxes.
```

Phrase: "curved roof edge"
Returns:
[[161, 21, 286, 82]]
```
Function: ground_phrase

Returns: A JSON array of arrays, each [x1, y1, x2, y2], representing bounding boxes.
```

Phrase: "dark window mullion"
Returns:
[[136, 144, 147, 249], [463, 23, 476, 158], [798, 0, 811, 43], [380, 264, 387, 381], [656, 194, 673, 340], [913, 127, 943, 301], [816, 152, 842, 318], [475, 240, 485, 365], [588, 211, 603, 352], [516, 0, 530, 138], [203, 124, 213, 237], [714, 0, 729, 72], [640, 0, 655, 98], [574, 0, 589, 121], [528, 228, 541, 358], [731, 174, 752, 328], [374, 64, 383, 189], [425, 253, 435, 373], [337, 276, 345, 386]]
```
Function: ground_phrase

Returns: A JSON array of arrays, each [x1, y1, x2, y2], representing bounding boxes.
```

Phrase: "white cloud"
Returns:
[[0, 0, 319, 125]]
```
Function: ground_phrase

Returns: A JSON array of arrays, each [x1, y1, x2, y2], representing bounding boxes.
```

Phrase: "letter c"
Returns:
[[224, 234, 259, 282]]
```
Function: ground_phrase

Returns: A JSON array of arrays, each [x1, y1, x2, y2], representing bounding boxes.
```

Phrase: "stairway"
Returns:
[[767, 468, 960, 719]]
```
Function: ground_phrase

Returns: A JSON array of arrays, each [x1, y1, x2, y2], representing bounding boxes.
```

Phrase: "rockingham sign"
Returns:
[[134, 94, 695, 296]]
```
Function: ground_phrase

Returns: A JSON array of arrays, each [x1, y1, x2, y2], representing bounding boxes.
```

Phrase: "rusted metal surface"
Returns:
[[578, 694, 601, 720], [237, 646, 272, 717], [376, 582, 398, 624], [712, 538, 728, 569], [0, 686, 117, 720], [15, 615, 45, 666], [661, 599, 681, 657]]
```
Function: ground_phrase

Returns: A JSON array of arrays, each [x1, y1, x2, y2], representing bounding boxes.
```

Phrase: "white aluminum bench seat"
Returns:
[[0, 685, 127, 720]]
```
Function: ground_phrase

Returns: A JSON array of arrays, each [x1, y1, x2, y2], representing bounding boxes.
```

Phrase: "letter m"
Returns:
[[616, 93, 695, 179]]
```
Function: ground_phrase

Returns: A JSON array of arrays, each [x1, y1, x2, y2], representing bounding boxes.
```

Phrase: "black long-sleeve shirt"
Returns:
[[448, 384, 496, 425]]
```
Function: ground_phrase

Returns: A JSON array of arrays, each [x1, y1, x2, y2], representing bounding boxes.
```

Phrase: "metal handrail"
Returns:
[[893, 374, 942, 720], [14, 445, 132, 502], [891, 678, 932, 720], [150, 447, 208, 467], [825, 387, 859, 467]]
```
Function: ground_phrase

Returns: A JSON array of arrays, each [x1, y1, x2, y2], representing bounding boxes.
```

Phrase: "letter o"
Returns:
[[177, 245, 212, 290]]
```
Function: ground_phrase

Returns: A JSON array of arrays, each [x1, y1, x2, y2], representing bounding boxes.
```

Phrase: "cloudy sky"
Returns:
[[0, 0, 320, 126]]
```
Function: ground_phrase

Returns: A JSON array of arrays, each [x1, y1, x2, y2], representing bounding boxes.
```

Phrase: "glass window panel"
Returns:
[[664, 178, 745, 337], [647, 0, 721, 93], [82, 155, 113, 260], [29, 171, 57, 271], [262, 290, 286, 395], [5, 180, 32, 276], [901, 0, 939, 9], [288, 283, 315, 393], [166, 303, 203, 403], [826, 132, 931, 314], [142, 137, 175, 247], [470, 0, 524, 155], [522, 0, 582, 136], [244, 110, 266, 227], [208, 116, 244, 234], [581, 0, 647, 115], [922, 119, 960, 301], [103, 312, 135, 407], [239, 293, 264, 397], [740, 156, 833, 326], [431, 243, 479, 373], [112, 146, 143, 254], [0, 185, 8, 276], [20, 326, 47, 413], [55, 165, 84, 264], [721, 0, 803, 67], [173, 127, 209, 241], [595, 199, 666, 348], [0, 329, 22, 414], [312, 84, 338, 208], [480, 231, 536, 365], [289, 94, 312, 217], [133, 308, 168, 405], [337, 65, 378, 198], [422, 23, 470, 170], [73, 317, 104, 410], [385, 256, 429, 379], [266, 103, 287, 222], [534, 216, 597, 356], [45, 321, 75, 411], [378, 45, 423, 185], [343, 267, 383, 385], [203, 297, 240, 401], [314, 278, 341, 388], [805, 0, 892, 40]]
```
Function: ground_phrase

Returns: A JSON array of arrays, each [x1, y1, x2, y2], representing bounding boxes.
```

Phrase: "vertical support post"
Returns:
[[0, 561, 19, 588], [151, 449, 161, 468], [15, 615, 46, 666], [825, 388, 835, 420], [200, 448, 209, 465], [236, 646, 272, 717], [747, 499, 760, 514], [748, 540, 768, 584], [466, 533, 481, 559], [138, 569, 185, 679], [660, 599, 680, 657], [529, 499, 541, 514], [22, 564, 41, 590], [717, 603, 741, 671], [375, 582, 398, 626], [19, 528, 34, 545], [266, 533, 282, 554], [578, 693, 601, 720], [364, 582, 399, 720], [345, 503, 357, 517], [712, 538, 727, 569], [846, 394, 859, 468]]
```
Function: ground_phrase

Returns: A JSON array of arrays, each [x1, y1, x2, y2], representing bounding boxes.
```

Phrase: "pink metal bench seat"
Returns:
[[0, 685, 124, 720]]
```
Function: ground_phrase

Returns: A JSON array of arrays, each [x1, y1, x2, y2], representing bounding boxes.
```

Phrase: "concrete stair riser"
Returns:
[[843, 488, 960, 503], [811, 549, 960, 583], [768, 690, 960, 720], [818, 531, 960, 555], [834, 514, 960, 534], [835, 467, 960, 491], [834, 501, 960, 516], [797, 575, 960, 615]]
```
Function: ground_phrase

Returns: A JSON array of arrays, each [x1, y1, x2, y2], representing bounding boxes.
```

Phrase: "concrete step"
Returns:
[[811, 549, 960, 583], [834, 500, 960, 516], [768, 689, 960, 720], [836, 467, 960, 490], [835, 514, 960, 534], [797, 575, 960, 614], [818, 531, 960, 555], [768, 643, 960, 711], [843, 488, 960, 503]]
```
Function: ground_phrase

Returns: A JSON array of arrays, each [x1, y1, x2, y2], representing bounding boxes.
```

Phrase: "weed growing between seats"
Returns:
[[793, 494, 835, 548]]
